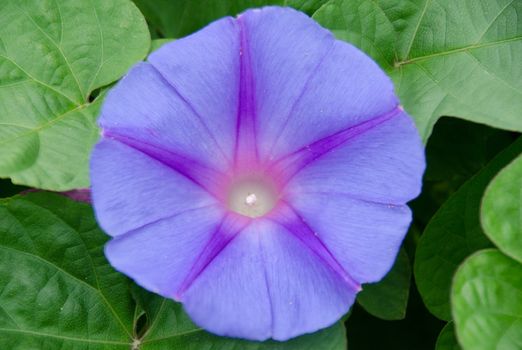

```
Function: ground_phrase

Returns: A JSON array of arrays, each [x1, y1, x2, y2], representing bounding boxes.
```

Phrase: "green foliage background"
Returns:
[[0, 0, 521, 349]]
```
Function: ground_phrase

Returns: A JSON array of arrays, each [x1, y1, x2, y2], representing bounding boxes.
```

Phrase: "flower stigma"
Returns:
[[227, 176, 278, 218], [245, 193, 257, 206]]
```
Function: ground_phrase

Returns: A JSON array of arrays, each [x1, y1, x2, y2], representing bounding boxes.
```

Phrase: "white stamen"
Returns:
[[245, 193, 257, 206]]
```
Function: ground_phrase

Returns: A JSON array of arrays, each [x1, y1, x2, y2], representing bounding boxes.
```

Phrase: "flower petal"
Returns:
[[238, 7, 398, 161], [182, 219, 356, 341], [281, 113, 422, 284], [105, 205, 224, 297], [268, 38, 399, 160], [236, 7, 335, 161], [258, 219, 356, 340], [98, 62, 232, 173], [181, 224, 272, 341], [148, 17, 240, 163], [283, 111, 425, 204], [287, 193, 412, 283], [90, 139, 218, 236]]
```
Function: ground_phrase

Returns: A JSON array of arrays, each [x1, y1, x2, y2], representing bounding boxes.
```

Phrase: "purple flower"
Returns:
[[90, 7, 425, 341]]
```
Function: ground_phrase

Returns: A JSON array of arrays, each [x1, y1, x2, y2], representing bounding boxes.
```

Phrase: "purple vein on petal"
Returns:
[[297, 191, 408, 208], [269, 201, 361, 292], [102, 129, 228, 199], [272, 106, 403, 185], [234, 15, 259, 167], [264, 39, 335, 162], [175, 214, 250, 299], [109, 203, 218, 243], [257, 231, 275, 335], [146, 62, 232, 165]]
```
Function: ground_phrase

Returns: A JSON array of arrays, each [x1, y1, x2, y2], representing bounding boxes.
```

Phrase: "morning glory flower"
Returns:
[[90, 6, 425, 341]]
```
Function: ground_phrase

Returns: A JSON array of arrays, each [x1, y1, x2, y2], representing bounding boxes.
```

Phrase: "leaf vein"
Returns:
[[396, 35, 522, 66], [0, 244, 131, 338], [403, 0, 433, 60], [0, 328, 130, 346], [0, 54, 79, 105], [14, 4, 85, 101]]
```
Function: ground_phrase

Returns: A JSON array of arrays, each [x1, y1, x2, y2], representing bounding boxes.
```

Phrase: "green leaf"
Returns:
[[135, 288, 347, 350], [133, 0, 285, 38], [409, 118, 514, 228], [285, 0, 330, 15], [0, 192, 136, 349], [435, 322, 461, 350], [312, 0, 397, 69], [481, 155, 522, 263], [133, 0, 332, 39], [452, 249, 522, 350], [414, 137, 522, 320], [423, 118, 515, 184], [0, 192, 347, 349], [314, 0, 522, 141], [0, 0, 150, 190], [357, 248, 411, 320]]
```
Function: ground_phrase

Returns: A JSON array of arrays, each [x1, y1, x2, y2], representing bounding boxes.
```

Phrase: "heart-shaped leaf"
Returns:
[[0, 192, 136, 349], [452, 249, 522, 350], [0, 0, 150, 190], [414, 137, 521, 320], [481, 155, 522, 263], [314, 0, 522, 141]]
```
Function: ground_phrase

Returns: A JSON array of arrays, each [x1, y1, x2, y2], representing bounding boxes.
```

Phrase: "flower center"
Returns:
[[227, 177, 278, 218]]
